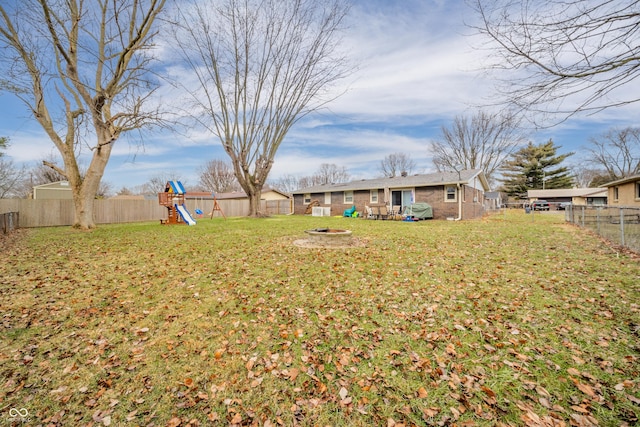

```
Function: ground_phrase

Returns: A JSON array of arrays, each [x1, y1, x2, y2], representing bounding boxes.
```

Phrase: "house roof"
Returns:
[[600, 174, 640, 187], [291, 169, 489, 194], [185, 187, 291, 200], [109, 194, 146, 200], [32, 181, 71, 190], [528, 188, 608, 199]]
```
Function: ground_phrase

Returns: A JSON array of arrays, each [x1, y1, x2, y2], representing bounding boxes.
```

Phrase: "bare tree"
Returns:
[[568, 164, 607, 188], [379, 153, 416, 177], [198, 159, 240, 194], [0, 0, 166, 229], [144, 171, 187, 194], [168, 0, 351, 216], [430, 110, 527, 186], [269, 174, 301, 194], [31, 155, 68, 185], [312, 163, 350, 185], [0, 158, 25, 198], [0, 137, 26, 198], [587, 127, 640, 180], [470, 0, 640, 122]]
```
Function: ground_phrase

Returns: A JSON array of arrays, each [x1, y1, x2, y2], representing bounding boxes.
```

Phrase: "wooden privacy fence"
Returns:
[[0, 198, 292, 228]]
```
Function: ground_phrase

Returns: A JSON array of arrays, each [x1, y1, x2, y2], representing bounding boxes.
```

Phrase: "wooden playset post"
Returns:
[[210, 192, 226, 219]]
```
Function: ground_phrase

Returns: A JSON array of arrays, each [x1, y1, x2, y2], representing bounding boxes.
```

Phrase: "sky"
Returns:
[[1, 0, 639, 192]]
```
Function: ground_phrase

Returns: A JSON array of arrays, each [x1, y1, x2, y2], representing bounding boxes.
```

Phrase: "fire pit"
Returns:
[[293, 228, 354, 248]]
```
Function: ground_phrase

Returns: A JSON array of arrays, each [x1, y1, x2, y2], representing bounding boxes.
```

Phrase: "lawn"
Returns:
[[1, 211, 638, 426]]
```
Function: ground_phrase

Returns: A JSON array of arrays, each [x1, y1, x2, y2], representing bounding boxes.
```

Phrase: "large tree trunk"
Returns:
[[68, 142, 112, 229], [73, 188, 97, 229], [247, 190, 262, 217]]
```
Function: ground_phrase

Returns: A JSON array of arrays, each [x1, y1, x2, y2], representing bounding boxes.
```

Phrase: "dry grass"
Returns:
[[1, 211, 638, 426]]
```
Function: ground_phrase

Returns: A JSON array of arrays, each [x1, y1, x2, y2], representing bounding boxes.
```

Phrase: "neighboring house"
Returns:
[[32, 181, 73, 200], [185, 187, 292, 216], [600, 174, 640, 207], [291, 169, 490, 220], [527, 188, 608, 208], [485, 191, 506, 210]]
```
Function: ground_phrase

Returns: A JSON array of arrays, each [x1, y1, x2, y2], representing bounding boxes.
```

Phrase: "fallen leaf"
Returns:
[[626, 393, 640, 405], [445, 343, 457, 356], [481, 386, 496, 398], [417, 386, 428, 398], [423, 407, 439, 418], [572, 355, 586, 365], [166, 416, 181, 427], [567, 367, 581, 376], [339, 386, 348, 400], [576, 382, 596, 397], [535, 385, 551, 398], [450, 406, 461, 419], [289, 368, 300, 381], [570, 413, 599, 427]]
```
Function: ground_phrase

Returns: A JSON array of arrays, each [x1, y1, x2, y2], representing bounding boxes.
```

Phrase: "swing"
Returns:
[[194, 197, 203, 217]]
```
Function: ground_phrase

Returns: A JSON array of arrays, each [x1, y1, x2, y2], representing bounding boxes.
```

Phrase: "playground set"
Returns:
[[158, 181, 197, 225]]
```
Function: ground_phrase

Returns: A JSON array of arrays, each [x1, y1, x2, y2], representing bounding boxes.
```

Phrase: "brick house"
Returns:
[[291, 169, 490, 220]]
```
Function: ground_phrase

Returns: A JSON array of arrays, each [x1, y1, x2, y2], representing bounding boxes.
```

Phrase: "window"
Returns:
[[370, 189, 378, 204], [304, 193, 311, 204], [613, 186, 619, 201], [324, 192, 331, 204], [445, 186, 457, 202], [344, 191, 354, 204], [636, 182, 640, 200]]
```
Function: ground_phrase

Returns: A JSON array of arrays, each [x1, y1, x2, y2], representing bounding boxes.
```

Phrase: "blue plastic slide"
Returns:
[[175, 204, 196, 226]]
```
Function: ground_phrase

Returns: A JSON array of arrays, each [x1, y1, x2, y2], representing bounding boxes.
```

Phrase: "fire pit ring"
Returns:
[[303, 228, 353, 246]]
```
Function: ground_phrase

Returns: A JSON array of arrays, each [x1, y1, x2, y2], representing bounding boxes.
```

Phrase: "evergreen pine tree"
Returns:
[[500, 140, 573, 198]]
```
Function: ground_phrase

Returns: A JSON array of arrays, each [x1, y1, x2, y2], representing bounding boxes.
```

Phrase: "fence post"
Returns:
[[596, 208, 600, 235], [620, 209, 625, 247], [580, 206, 585, 227]]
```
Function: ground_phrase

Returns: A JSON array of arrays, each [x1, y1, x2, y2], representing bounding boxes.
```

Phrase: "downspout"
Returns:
[[455, 183, 462, 220]]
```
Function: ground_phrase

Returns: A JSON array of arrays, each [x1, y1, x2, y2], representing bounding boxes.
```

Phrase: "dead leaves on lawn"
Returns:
[[1, 217, 639, 426]]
